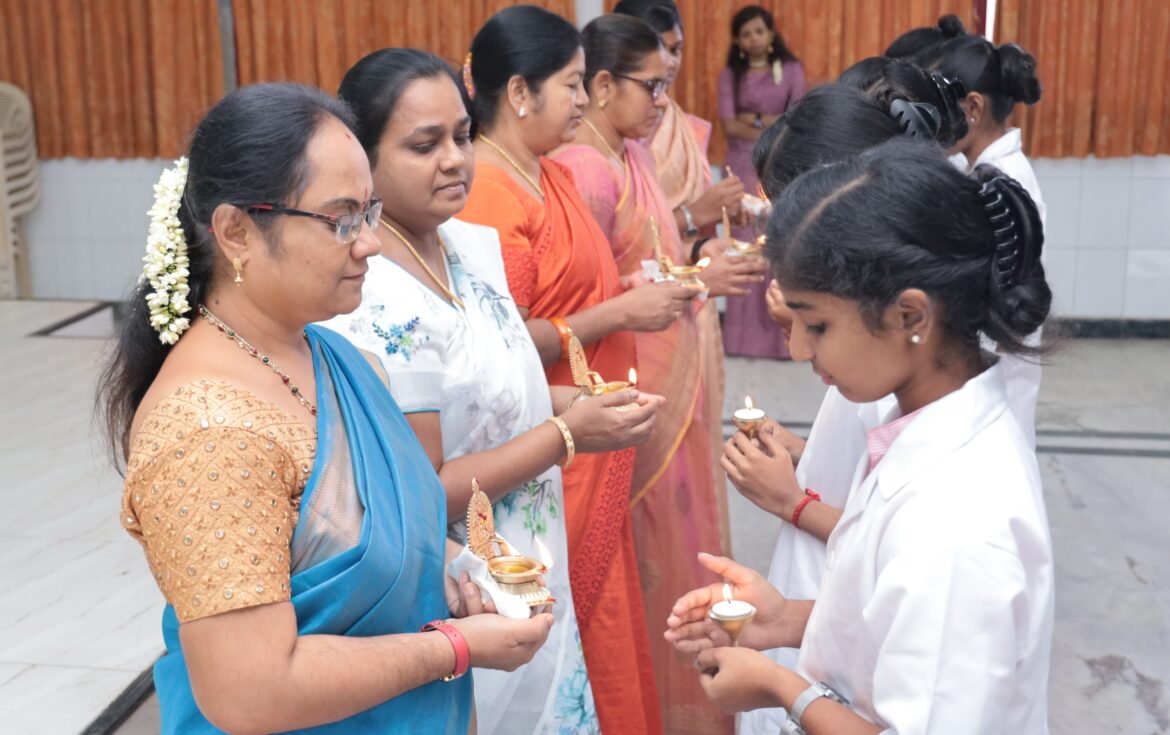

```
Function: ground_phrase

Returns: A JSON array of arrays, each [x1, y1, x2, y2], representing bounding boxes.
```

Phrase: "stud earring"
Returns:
[[233, 257, 244, 285], [910, 334, 921, 344], [518, 106, 527, 119], [600, 99, 607, 109], [969, 117, 976, 123]]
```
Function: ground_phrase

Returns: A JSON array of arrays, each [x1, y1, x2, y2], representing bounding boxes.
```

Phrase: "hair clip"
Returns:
[[929, 72, 969, 140], [463, 52, 476, 101], [889, 99, 942, 139], [979, 177, 1022, 287]]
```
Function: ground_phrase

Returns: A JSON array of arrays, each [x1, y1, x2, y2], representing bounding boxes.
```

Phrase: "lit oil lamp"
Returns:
[[708, 582, 756, 646], [667, 256, 709, 289], [467, 479, 554, 609], [567, 336, 641, 411], [732, 396, 767, 438]]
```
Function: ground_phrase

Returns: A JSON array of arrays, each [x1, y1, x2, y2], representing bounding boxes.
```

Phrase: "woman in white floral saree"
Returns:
[[324, 49, 661, 734]]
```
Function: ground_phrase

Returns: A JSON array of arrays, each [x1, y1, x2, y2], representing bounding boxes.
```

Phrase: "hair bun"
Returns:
[[973, 164, 1050, 341], [997, 43, 1042, 105], [937, 14, 968, 38]]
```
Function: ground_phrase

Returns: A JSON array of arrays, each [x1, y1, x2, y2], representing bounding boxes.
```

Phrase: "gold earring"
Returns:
[[600, 99, 608, 109], [233, 257, 244, 285]]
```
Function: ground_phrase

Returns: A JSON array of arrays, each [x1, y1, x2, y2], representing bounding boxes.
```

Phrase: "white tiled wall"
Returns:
[[24, 159, 167, 302], [19, 155, 1170, 319], [1035, 154, 1170, 319]]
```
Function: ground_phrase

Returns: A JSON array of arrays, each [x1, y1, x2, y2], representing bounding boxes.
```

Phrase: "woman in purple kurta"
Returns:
[[717, 5, 806, 359]]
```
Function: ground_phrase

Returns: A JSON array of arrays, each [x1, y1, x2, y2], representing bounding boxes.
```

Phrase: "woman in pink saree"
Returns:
[[552, 15, 734, 735]]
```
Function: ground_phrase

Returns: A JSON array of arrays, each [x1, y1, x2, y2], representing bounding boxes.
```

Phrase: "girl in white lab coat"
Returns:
[[665, 139, 1055, 735], [920, 36, 1048, 441]]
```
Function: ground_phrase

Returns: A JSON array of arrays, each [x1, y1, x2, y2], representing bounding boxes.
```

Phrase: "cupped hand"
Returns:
[[720, 427, 804, 519], [696, 242, 769, 298], [562, 389, 661, 454], [449, 612, 554, 672], [664, 553, 791, 654], [694, 646, 785, 713]]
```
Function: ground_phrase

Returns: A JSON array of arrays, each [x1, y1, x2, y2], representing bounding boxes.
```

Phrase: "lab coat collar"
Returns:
[[974, 128, 1023, 168], [865, 359, 1009, 503]]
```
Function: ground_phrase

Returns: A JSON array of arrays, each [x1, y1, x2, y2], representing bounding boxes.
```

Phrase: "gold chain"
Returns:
[[198, 305, 318, 417], [478, 135, 544, 200], [379, 218, 465, 310], [581, 117, 625, 169]]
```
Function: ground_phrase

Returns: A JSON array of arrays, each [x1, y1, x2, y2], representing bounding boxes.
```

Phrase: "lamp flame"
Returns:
[[533, 536, 554, 568], [744, 396, 754, 410], [695, 256, 711, 269], [723, 582, 733, 603], [629, 368, 638, 385]]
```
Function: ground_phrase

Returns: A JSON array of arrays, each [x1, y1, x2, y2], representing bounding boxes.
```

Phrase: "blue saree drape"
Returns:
[[153, 326, 472, 733]]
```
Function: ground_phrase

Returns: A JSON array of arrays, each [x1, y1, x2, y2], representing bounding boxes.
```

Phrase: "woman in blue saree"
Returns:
[[101, 83, 552, 733]]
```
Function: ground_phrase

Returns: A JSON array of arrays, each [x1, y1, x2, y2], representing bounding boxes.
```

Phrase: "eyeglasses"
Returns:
[[245, 198, 383, 245], [612, 73, 668, 101]]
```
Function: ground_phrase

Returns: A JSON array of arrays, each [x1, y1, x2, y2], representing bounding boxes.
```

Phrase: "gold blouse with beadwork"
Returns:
[[121, 381, 317, 623]]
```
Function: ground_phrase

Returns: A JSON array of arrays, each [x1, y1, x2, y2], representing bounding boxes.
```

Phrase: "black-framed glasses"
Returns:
[[245, 198, 383, 245], [612, 73, 668, 101]]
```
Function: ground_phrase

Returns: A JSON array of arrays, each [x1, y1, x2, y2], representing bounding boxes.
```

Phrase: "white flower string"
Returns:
[[142, 157, 192, 344]]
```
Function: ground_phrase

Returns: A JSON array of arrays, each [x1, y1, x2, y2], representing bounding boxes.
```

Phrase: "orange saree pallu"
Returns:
[[553, 141, 731, 735], [460, 158, 662, 735]]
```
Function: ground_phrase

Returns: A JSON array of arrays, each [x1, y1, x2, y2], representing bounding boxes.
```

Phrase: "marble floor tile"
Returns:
[[0, 663, 144, 735]]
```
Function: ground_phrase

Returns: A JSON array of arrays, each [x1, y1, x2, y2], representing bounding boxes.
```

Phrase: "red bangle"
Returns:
[[421, 619, 470, 681], [791, 488, 821, 530]]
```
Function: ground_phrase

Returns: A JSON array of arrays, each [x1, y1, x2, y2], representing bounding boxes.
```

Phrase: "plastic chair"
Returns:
[[0, 82, 40, 298]]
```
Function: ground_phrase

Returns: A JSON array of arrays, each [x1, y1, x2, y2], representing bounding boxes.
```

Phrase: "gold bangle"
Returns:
[[547, 416, 575, 468]]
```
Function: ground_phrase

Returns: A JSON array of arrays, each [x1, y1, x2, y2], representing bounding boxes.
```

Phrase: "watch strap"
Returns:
[[421, 619, 470, 681], [681, 205, 699, 237], [787, 681, 848, 732]]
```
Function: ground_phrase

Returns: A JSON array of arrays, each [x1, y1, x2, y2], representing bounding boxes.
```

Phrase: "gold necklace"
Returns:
[[198, 305, 318, 417], [581, 117, 625, 168], [379, 218, 465, 310], [478, 135, 544, 200]]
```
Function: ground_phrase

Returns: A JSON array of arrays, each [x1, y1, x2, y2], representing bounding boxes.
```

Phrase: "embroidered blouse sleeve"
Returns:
[[122, 398, 308, 623]]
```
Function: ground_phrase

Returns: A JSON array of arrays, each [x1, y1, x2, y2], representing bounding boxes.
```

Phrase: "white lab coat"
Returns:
[[796, 362, 1053, 734], [740, 388, 887, 735]]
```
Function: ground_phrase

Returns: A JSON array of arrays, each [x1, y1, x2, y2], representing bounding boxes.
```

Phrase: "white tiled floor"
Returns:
[[3, 300, 1168, 734], [0, 300, 163, 735]]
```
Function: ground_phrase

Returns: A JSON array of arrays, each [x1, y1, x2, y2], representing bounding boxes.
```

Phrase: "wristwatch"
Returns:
[[780, 681, 848, 734], [680, 204, 699, 238]]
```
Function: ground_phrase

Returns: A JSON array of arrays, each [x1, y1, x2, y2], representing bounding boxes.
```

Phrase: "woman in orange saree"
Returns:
[[458, 7, 696, 734], [552, 15, 733, 735]]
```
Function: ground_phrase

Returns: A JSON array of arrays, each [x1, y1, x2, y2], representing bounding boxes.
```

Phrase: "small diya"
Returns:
[[667, 257, 710, 288], [708, 583, 757, 647], [728, 235, 766, 258], [732, 396, 768, 438], [567, 335, 641, 411], [650, 216, 710, 289], [467, 479, 554, 609]]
